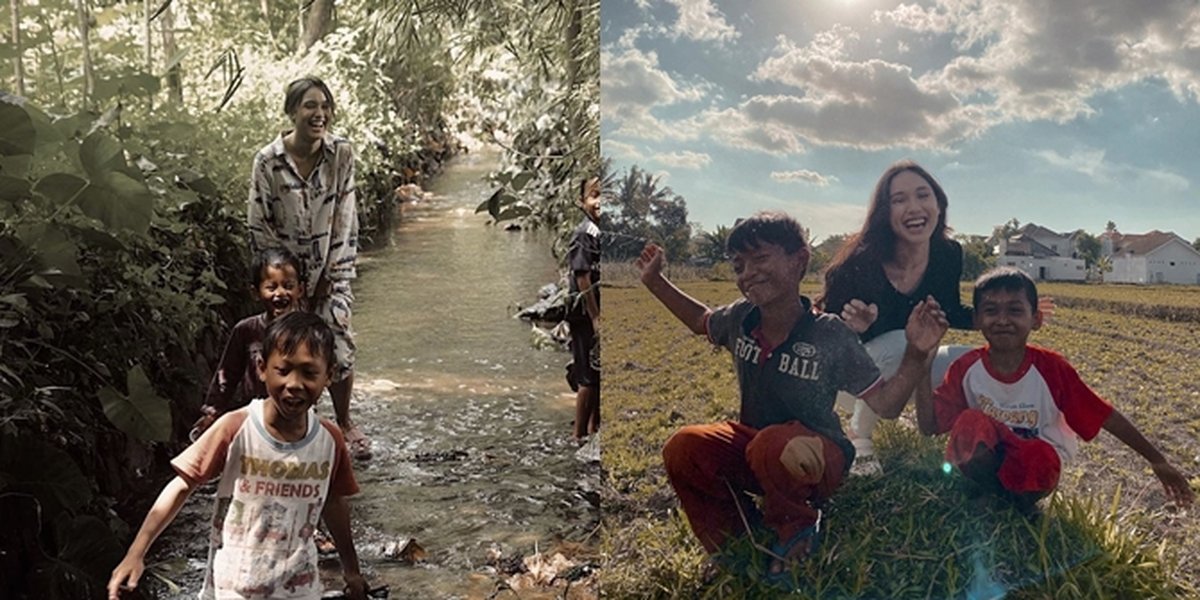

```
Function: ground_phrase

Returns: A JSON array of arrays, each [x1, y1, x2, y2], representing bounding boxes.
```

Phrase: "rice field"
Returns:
[[599, 275, 1200, 599]]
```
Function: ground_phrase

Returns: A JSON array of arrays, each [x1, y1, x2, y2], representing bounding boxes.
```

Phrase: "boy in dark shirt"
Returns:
[[193, 248, 304, 437], [567, 177, 601, 442], [635, 211, 949, 578]]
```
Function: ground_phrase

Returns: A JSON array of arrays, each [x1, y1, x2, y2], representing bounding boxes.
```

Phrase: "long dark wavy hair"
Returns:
[[823, 160, 952, 282]]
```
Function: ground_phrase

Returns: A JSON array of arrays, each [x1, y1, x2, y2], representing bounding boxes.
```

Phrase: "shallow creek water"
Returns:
[[153, 149, 597, 599]]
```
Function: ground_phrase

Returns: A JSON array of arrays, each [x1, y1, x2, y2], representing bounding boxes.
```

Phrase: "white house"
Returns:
[[995, 223, 1087, 282], [1101, 230, 1200, 285]]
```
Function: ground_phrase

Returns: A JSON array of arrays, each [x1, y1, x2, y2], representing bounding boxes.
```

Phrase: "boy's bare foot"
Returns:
[[343, 425, 372, 460]]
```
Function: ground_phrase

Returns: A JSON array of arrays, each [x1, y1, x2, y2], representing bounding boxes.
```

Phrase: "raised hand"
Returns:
[[634, 242, 666, 283], [905, 295, 949, 355], [1151, 462, 1195, 508], [840, 299, 879, 334]]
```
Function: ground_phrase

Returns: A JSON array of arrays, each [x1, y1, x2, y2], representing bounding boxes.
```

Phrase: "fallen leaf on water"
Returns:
[[381, 538, 427, 563]]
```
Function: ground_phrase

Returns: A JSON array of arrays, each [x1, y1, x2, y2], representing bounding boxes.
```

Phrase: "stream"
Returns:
[[151, 148, 598, 599]]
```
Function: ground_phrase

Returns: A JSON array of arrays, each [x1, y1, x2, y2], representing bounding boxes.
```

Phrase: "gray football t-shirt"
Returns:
[[706, 297, 882, 467]]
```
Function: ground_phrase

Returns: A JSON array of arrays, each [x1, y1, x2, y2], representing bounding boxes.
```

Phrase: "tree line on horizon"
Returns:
[[600, 163, 1200, 282]]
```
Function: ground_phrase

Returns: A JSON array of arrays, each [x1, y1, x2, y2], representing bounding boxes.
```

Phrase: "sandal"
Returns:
[[764, 510, 823, 587], [343, 425, 373, 460]]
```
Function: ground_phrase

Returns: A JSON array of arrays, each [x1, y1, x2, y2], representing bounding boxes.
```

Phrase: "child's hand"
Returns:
[[840, 299, 878, 334], [905, 296, 949, 355], [191, 406, 218, 438], [107, 555, 145, 600], [1151, 462, 1195, 508], [634, 243, 666, 283]]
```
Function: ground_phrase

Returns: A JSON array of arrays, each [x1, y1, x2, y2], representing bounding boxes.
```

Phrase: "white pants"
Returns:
[[835, 330, 971, 452]]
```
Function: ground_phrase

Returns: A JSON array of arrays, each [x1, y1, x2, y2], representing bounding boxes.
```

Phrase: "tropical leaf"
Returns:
[[33, 173, 88, 206], [15, 223, 80, 276], [0, 102, 36, 156], [98, 366, 172, 442], [0, 175, 31, 202], [77, 173, 153, 235], [79, 131, 126, 179], [0, 433, 93, 518]]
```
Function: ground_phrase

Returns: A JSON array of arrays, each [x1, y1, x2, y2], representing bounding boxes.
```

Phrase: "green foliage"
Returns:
[[1075, 231, 1103, 268], [957, 233, 997, 281], [606, 164, 691, 262], [98, 366, 172, 443]]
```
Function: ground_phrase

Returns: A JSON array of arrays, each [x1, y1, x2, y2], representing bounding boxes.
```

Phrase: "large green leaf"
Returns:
[[34, 173, 88, 206], [79, 130, 125, 179], [77, 173, 153, 235], [15, 223, 80, 276], [98, 366, 172, 442], [53, 514, 126, 585], [0, 433, 93, 518], [0, 101, 36, 156], [0, 175, 31, 202]]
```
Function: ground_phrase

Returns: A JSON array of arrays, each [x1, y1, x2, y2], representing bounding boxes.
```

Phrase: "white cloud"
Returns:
[[881, 0, 1200, 123], [683, 107, 807, 155], [771, 169, 837, 186], [742, 30, 983, 150], [602, 139, 645, 161], [601, 46, 707, 140], [664, 0, 739, 43], [654, 150, 712, 169], [1033, 147, 1190, 192]]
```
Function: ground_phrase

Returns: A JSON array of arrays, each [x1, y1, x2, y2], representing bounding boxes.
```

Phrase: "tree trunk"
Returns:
[[296, 0, 304, 53], [10, 0, 24, 96], [260, 0, 274, 44], [301, 0, 334, 50], [161, 1, 182, 104], [74, 0, 94, 107], [564, 0, 582, 141]]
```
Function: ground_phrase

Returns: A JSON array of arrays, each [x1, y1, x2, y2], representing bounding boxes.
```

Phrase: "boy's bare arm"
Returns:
[[322, 494, 367, 600], [576, 272, 600, 322], [1102, 410, 1194, 507], [912, 363, 939, 435], [107, 476, 195, 600], [635, 243, 709, 334], [863, 298, 947, 419]]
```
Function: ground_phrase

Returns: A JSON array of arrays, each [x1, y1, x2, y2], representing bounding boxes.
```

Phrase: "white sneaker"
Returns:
[[849, 439, 883, 477]]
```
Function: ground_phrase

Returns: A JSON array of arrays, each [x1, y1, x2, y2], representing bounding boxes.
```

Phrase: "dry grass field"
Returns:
[[599, 273, 1200, 599]]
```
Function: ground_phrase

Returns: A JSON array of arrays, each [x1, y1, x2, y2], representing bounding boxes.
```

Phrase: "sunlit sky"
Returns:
[[600, 0, 1200, 244]]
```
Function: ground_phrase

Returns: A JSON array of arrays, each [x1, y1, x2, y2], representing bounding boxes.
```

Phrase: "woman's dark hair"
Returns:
[[251, 247, 303, 288], [283, 77, 335, 118], [262, 311, 336, 373], [823, 160, 952, 280]]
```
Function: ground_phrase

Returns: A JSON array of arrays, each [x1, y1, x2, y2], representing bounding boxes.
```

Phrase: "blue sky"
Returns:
[[600, 0, 1200, 245]]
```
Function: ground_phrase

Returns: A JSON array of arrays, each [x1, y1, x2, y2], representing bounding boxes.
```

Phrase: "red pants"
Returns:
[[662, 420, 846, 553], [946, 409, 1061, 495]]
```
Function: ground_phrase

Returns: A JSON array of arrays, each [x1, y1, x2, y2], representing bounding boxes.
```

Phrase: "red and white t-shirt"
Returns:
[[172, 399, 358, 599], [932, 346, 1113, 462]]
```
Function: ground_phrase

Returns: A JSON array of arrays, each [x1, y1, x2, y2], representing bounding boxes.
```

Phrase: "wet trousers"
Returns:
[[945, 408, 1061, 495], [662, 420, 846, 553]]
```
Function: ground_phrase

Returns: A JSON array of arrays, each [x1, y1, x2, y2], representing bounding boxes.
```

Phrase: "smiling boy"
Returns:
[[108, 312, 367, 600], [913, 267, 1194, 510], [635, 211, 949, 578]]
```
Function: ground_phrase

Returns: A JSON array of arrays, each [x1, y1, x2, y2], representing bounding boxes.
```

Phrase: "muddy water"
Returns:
[[151, 149, 597, 599], [346, 150, 597, 597]]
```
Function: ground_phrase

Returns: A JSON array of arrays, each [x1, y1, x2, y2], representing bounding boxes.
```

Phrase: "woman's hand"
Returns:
[[107, 555, 145, 600], [840, 299, 878, 334], [905, 296, 948, 355]]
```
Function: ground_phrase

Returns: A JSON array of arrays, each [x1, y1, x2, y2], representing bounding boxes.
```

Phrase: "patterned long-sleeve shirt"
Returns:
[[248, 133, 358, 295]]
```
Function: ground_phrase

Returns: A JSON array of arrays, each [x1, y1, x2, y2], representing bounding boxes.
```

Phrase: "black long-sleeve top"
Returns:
[[822, 238, 974, 342]]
